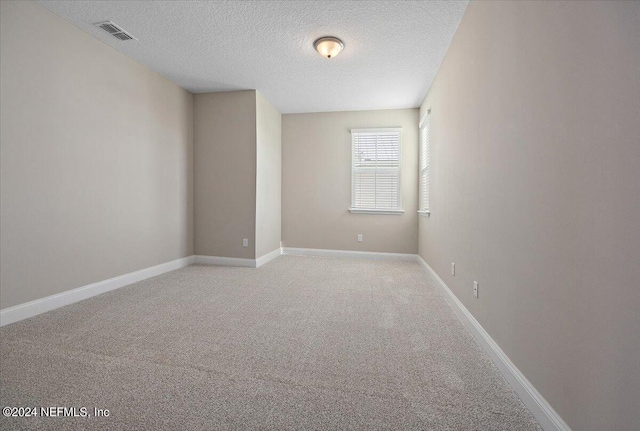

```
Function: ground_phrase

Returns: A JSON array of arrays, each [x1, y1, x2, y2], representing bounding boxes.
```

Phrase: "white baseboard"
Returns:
[[194, 250, 282, 269], [417, 256, 571, 431], [0, 248, 569, 431], [1, 250, 284, 327], [282, 247, 417, 261], [0, 256, 195, 327], [193, 255, 256, 268], [256, 248, 282, 268]]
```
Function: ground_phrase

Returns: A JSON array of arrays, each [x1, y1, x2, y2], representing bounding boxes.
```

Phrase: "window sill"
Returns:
[[349, 208, 405, 215], [418, 210, 430, 217]]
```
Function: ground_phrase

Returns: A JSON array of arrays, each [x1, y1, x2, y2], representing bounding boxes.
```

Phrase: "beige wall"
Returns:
[[255, 92, 282, 258], [0, 1, 194, 309], [194, 91, 257, 259], [282, 109, 419, 254], [419, 1, 640, 430]]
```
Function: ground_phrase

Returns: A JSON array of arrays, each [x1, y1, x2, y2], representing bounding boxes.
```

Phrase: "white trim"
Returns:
[[349, 208, 404, 215], [419, 108, 431, 128], [350, 127, 402, 134], [193, 255, 256, 268], [417, 210, 430, 217], [282, 247, 417, 261], [0, 256, 195, 327], [0, 247, 569, 431], [418, 112, 430, 213], [255, 248, 282, 268], [416, 256, 572, 431], [1, 250, 286, 327]]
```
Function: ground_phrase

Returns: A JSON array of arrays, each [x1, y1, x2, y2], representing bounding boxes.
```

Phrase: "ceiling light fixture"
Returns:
[[314, 36, 344, 59]]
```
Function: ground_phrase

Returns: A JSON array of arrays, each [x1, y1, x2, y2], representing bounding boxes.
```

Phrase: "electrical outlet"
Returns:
[[242, 238, 248, 247], [451, 262, 455, 276], [357, 234, 363, 242], [473, 281, 479, 298]]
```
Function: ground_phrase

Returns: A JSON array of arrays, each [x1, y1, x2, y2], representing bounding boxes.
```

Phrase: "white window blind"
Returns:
[[419, 112, 430, 214], [350, 128, 403, 214]]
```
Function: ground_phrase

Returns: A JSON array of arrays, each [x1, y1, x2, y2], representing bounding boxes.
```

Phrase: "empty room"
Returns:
[[1, 1, 638, 430]]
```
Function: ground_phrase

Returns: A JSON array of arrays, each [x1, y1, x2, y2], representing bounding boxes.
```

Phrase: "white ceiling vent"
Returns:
[[95, 21, 136, 41]]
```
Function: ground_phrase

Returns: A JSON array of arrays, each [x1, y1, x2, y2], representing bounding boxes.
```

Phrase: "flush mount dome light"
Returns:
[[314, 36, 344, 59]]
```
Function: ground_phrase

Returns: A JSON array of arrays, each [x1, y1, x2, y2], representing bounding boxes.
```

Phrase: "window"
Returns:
[[349, 128, 403, 214], [419, 111, 430, 215]]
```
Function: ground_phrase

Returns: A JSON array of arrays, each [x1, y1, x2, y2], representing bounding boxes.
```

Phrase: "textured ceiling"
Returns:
[[38, 1, 468, 113]]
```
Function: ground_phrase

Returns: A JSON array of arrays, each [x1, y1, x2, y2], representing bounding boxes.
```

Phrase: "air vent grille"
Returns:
[[95, 21, 136, 41], [111, 32, 134, 41]]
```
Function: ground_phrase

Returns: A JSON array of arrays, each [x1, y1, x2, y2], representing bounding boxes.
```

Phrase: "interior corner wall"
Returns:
[[282, 109, 419, 254], [418, 1, 640, 430], [0, 1, 194, 310], [194, 90, 257, 259], [255, 92, 282, 259]]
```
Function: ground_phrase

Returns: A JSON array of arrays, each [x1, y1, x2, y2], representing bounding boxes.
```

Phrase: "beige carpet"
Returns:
[[1, 255, 540, 430]]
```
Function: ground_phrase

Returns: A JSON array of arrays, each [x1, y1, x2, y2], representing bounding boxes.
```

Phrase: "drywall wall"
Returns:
[[255, 92, 282, 258], [418, 1, 640, 430], [194, 90, 257, 259], [0, 1, 194, 309], [282, 109, 419, 253]]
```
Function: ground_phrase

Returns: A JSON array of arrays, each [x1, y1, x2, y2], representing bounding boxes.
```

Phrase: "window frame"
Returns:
[[348, 127, 404, 215], [418, 110, 431, 217]]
